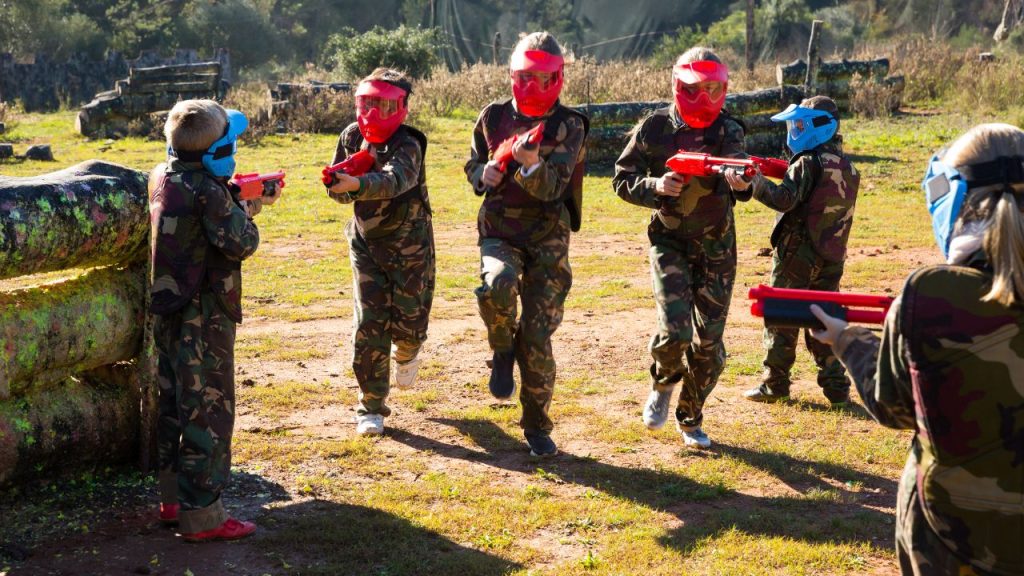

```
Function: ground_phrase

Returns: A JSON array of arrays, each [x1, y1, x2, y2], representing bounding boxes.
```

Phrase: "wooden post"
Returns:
[[492, 32, 502, 65], [804, 20, 823, 95], [746, 0, 756, 72]]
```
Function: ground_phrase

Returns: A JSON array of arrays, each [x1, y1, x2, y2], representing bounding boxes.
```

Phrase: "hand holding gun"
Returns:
[[321, 149, 375, 187], [748, 284, 894, 330], [230, 171, 286, 201], [665, 152, 789, 184], [482, 122, 545, 192]]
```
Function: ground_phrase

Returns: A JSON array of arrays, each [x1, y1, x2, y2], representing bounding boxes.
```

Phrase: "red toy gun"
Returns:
[[666, 152, 789, 181], [321, 149, 375, 187], [748, 284, 895, 329], [492, 122, 545, 172], [230, 171, 286, 201]]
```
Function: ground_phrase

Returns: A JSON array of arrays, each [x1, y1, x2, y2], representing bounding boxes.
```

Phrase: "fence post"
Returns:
[[805, 19, 823, 95]]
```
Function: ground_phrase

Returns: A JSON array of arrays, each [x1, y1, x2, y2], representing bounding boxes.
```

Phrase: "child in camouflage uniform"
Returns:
[[613, 47, 747, 449], [327, 68, 435, 437], [151, 99, 280, 541], [809, 123, 1024, 576], [464, 32, 588, 457], [726, 96, 859, 406]]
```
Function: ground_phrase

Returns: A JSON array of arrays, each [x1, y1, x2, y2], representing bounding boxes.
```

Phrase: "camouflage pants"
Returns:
[[155, 289, 235, 534], [895, 458, 991, 576], [347, 216, 435, 416], [476, 222, 572, 433], [762, 231, 849, 401], [648, 217, 736, 429]]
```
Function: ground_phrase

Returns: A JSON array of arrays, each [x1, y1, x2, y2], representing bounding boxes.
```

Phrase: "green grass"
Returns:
[[1, 105, 985, 574]]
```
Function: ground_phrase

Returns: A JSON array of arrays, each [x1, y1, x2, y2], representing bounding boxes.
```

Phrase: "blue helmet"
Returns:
[[168, 108, 248, 178], [771, 103, 838, 155], [922, 151, 1024, 257]]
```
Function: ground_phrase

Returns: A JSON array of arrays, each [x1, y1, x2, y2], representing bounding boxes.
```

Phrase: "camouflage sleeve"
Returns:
[[331, 123, 360, 165], [717, 118, 752, 202], [355, 136, 422, 202], [464, 107, 490, 193], [612, 120, 660, 209], [199, 179, 260, 262], [751, 155, 817, 212], [833, 296, 916, 430], [514, 112, 586, 202]]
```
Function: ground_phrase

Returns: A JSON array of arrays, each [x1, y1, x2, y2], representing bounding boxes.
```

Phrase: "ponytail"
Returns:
[[982, 192, 1024, 306]]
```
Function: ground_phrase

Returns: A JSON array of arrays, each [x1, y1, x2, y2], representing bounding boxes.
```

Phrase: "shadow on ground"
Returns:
[[393, 417, 897, 556]]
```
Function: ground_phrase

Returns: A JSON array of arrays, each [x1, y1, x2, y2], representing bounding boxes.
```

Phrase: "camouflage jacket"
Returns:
[[149, 159, 260, 323], [834, 259, 1024, 575], [613, 105, 748, 239], [332, 123, 431, 240], [464, 99, 587, 244], [753, 141, 859, 262]]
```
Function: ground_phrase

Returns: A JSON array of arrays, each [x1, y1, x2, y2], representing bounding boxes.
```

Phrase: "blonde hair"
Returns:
[[676, 47, 722, 65], [512, 31, 563, 60], [164, 99, 227, 152], [945, 123, 1024, 306]]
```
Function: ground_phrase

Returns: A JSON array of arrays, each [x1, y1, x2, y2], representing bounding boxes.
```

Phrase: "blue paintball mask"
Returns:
[[168, 109, 248, 178], [771, 104, 838, 155], [922, 151, 1024, 257]]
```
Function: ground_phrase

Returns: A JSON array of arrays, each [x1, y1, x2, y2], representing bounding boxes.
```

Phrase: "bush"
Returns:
[[323, 25, 444, 81], [849, 73, 900, 118], [223, 83, 275, 144]]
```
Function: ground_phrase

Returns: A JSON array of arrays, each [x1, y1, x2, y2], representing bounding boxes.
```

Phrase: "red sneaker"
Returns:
[[182, 518, 257, 543], [159, 503, 179, 525]]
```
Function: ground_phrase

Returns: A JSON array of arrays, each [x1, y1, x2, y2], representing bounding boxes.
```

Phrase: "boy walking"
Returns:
[[327, 68, 435, 436]]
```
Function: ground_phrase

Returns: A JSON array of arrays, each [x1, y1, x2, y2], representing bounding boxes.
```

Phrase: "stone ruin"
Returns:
[[0, 161, 157, 485], [0, 49, 230, 113], [77, 61, 228, 139]]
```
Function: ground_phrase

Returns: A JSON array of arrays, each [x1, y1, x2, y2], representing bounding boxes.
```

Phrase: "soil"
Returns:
[[2, 231, 931, 576]]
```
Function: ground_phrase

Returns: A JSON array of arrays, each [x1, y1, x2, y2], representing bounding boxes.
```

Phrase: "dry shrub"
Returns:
[[885, 36, 974, 103], [223, 83, 275, 144], [274, 86, 355, 134], [849, 73, 900, 118], [414, 63, 507, 116], [948, 53, 1024, 112]]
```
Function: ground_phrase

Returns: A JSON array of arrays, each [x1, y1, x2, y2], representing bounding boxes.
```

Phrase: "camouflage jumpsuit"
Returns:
[[464, 99, 587, 434], [331, 123, 435, 417], [613, 106, 748, 430], [750, 141, 860, 401], [150, 159, 260, 534], [833, 258, 1024, 576]]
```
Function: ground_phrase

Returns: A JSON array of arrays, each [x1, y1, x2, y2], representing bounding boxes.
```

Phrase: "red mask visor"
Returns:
[[355, 80, 408, 144], [510, 49, 564, 118], [672, 59, 729, 129]]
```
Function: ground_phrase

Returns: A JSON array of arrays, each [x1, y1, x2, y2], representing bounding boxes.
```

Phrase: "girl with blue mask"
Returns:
[[807, 123, 1024, 576]]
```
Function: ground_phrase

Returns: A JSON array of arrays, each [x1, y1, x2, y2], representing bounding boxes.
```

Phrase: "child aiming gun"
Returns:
[[324, 68, 435, 437]]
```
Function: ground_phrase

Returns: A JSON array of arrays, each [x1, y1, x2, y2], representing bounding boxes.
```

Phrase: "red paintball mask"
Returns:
[[672, 59, 729, 129], [355, 80, 408, 144], [510, 49, 564, 118]]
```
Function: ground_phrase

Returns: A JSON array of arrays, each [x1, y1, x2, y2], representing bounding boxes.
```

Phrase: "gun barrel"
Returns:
[[748, 284, 893, 309]]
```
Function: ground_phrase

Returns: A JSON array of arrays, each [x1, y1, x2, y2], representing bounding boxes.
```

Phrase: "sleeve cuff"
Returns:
[[519, 162, 541, 178]]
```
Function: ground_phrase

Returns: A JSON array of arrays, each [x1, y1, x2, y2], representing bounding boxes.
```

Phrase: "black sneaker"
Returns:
[[524, 431, 557, 457], [825, 390, 851, 408], [487, 350, 516, 400]]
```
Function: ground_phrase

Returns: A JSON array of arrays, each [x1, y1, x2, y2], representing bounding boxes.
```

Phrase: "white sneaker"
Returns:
[[356, 413, 384, 436], [679, 426, 712, 449], [642, 387, 675, 430], [393, 357, 422, 389]]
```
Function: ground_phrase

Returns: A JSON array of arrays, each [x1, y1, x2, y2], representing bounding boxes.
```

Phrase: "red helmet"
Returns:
[[355, 80, 408, 144], [672, 58, 728, 129], [510, 49, 564, 118]]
